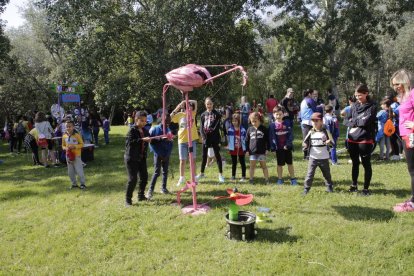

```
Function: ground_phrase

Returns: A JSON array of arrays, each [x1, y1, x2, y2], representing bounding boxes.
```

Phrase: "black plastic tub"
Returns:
[[225, 211, 256, 241]]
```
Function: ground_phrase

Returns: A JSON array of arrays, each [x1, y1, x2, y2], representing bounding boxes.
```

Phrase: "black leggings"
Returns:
[[402, 142, 414, 202], [200, 143, 223, 174], [231, 155, 246, 178], [348, 142, 373, 189], [390, 132, 403, 155]]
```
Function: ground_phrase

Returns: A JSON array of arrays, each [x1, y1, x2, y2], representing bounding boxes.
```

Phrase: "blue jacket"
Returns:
[[149, 125, 173, 157], [227, 125, 247, 152], [323, 114, 339, 140], [375, 110, 388, 142], [300, 97, 318, 125], [269, 120, 293, 151]]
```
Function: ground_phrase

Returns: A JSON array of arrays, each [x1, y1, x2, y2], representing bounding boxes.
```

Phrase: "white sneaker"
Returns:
[[390, 155, 400, 161], [400, 154, 405, 160], [176, 176, 185, 186], [239, 177, 246, 182], [196, 173, 205, 181], [218, 175, 225, 183]]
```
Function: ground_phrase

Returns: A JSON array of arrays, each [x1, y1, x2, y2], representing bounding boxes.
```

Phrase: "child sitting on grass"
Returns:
[[62, 120, 86, 189], [269, 106, 297, 185], [245, 112, 269, 184], [302, 112, 334, 195]]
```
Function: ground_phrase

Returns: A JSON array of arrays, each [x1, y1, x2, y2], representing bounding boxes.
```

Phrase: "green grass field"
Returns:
[[1, 125, 413, 275]]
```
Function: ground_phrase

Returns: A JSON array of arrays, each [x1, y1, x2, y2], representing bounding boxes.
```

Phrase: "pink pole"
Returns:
[[183, 92, 197, 210], [204, 66, 247, 86]]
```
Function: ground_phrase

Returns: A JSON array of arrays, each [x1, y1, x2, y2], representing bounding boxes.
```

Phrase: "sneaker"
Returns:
[[348, 185, 358, 192], [393, 201, 414, 212], [82, 162, 87, 167], [160, 188, 170, 194], [146, 190, 153, 200], [196, 173, 205, 181], [265, 179, 270, 185], [239, 177, 246, 182], [276, 179, 284, 185], [249, 179, 254, 184], [125, 201, 132, 207], [218, 175, 225, 183], [53, 163, 60, 167], [331, 162, 339, 166], [361, 189, 371, 196], [80, 184, 87, 190], [302, 188, 310, 196], [137, 195, 147, 201], [290, 178, 298, 185], [70, 184, 79, 189], [231, 176, 236, 181], [176, 176, 185, 186], [326, 185, 333, 193], [390, 155, 400, 161]]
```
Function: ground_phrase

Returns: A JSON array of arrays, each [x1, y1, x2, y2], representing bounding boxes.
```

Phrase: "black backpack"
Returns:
[[16, 122, 26, 134]]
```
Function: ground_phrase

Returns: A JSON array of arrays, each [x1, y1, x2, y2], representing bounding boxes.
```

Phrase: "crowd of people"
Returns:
[[124, 69, 414, 213], [2, 69, 413, 213]]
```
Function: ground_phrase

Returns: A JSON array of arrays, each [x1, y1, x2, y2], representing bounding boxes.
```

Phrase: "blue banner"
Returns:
[[61, 93, 80, 103]]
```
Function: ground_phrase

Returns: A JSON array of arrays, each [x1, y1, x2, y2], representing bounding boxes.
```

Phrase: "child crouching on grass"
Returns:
[[246, 112, 269, 184], [62, 120, 86, 189], [269, 106, 297, 185], [302, 112, 334, 195]]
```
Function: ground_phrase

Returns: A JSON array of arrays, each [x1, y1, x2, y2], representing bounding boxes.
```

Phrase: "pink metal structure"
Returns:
[[161, 64, 247, 215]]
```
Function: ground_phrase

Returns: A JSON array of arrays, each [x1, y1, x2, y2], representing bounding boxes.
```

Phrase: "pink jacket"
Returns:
[[399, 88, 414, 137]]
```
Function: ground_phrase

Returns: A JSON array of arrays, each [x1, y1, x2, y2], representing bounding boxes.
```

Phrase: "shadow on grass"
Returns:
[[332, 205, 395, 222], [0, 189, 40, 201], [256, 226, 300, 243]]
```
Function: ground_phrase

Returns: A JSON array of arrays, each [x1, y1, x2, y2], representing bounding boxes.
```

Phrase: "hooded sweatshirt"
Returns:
[[346, 101, 377, 143]]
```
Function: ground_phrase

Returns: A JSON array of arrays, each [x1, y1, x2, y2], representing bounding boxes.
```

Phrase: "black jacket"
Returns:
[[124, 126, 149, 162], [200, 109, 221, 146], [346, 101, 377, 142], [246, 125, 268, 155]]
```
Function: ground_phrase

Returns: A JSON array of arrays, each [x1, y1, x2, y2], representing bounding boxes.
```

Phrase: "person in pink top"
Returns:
[[266, 95, 278, 123], [391, 69, 414, 212]]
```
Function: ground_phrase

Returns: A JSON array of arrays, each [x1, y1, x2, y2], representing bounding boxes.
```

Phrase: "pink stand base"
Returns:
[[181, 204, 211, 216]]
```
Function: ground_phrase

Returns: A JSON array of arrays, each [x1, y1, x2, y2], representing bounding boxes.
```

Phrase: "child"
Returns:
[[269, 106, 297, 185], [102, 116, 110, 145], [124, 111, 151, 206], [62, 120, 86, 189], [245, 112, 269, 184], [302, 112, 334, 194], [376, 99, 392, 160], [24, 128, 42, 166], [146, 114, 174, 199], [226, 113, 247, 181], [171, 100, 198, 186], [323, 105, 340, 165], [197, 97, 224, 183]]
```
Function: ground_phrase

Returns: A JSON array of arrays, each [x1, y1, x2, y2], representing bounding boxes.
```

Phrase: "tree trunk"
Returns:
[[109, 105, 116, 125]]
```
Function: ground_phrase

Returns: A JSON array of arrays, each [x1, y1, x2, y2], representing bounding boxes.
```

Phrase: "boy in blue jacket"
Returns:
[[269, 106, 297, 185], [146, 114, 174, 199]]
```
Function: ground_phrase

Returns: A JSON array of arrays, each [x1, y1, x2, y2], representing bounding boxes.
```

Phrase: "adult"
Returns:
[[14, 115, 29, 153], [240, 96, 250, 130], [281, 88, 296, 125], [171, 100, 199, 186], [197, 97, 224, 183], [300, 89, 318, 159], [35, 111, 56, 168], [265, 95, 278, 123], [5, 117, 16, 154], [346, 84, 376, 196], [391, 69, 414, 212], [313, 90, 325, 113]]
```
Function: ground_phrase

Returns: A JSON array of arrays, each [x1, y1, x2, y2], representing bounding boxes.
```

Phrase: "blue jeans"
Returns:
[[330, 137, 338, 164], [103, 130, 109, 144], [149, 155, 170, 191]]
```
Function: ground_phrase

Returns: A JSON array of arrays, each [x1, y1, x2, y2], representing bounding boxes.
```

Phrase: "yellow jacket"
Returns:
[[62, 131, 84, 157]]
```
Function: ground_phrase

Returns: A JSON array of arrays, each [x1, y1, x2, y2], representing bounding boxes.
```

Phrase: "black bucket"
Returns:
[[225, 211, 256, 241]]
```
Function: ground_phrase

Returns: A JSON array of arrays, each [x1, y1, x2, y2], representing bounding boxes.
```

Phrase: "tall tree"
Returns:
[[266, 0, 414, 99]]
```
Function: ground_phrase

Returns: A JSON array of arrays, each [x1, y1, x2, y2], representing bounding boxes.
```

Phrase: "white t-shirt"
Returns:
[[309, 130, 330, 160]]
